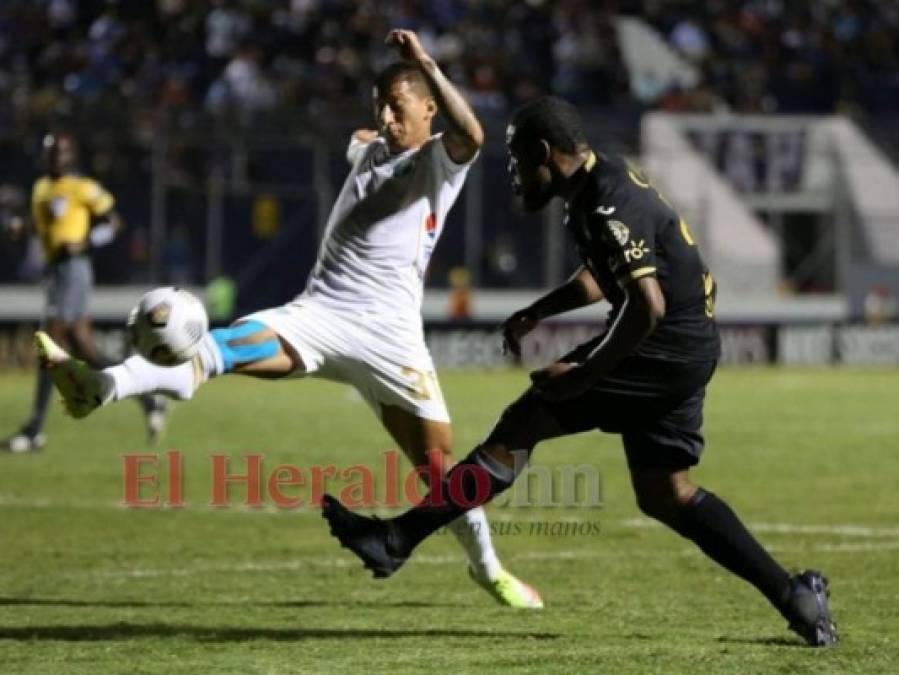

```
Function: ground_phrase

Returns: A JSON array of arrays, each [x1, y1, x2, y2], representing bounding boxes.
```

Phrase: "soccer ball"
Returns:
[[127, 287, 208, 366]]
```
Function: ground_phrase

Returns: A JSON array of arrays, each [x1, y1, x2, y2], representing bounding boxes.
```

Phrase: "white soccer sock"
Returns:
[[105, 334, 223, 402], [106, 356, 197, 401], [196, 332, 225, 378], [448, 506, 503, 581]]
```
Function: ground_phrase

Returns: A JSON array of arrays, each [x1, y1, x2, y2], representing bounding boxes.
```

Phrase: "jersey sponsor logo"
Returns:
[[424, 213, 437, 239], [607, 219, 629, 245], [595, 204, 616, 216], [622, 239, 651, 264]]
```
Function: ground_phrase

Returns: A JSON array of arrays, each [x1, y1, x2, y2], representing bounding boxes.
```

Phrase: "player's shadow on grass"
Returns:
[[0, 597, 197, 609], [0, 623, 560, 643], [0, 597, 469, 610], [622, 632, 805, 649], [716, 635, 806, 648]]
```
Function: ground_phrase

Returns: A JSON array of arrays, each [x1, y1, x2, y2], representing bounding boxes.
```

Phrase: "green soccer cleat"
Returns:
[[34, 331, 114, 419], [467, 565, 544, 609]]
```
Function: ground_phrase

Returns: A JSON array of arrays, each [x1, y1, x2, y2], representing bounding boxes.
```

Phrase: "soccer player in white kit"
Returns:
[[36, 30, 542, 608]]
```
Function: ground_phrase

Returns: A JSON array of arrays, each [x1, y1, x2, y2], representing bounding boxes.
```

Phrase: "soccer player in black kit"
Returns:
[[323, 97, 838, 647]]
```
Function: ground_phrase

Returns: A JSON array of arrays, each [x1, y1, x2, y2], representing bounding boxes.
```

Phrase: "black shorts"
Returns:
[[531, 340, 717, 470]]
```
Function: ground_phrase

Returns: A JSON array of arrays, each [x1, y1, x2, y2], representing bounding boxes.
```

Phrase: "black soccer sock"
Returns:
[[669, 489, 791, 609], [24, 368, 53, 436], [392, 446, 522, 554]]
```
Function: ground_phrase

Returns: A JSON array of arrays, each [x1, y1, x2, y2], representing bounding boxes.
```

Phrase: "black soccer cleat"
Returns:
[[321, 494, 408, 579], [782, 570, 839, 647]]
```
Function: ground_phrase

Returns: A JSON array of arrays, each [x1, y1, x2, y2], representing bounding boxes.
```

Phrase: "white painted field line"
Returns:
[[620, 517, 899, 538], [0, 494, 319, 515], [3, 494, 899, 540], [90, 554, 467, 581], [84, 539, 899, 583]]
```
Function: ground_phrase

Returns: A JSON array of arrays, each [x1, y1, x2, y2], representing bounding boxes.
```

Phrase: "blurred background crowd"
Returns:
[[1, 0, 896, 139], [0, 0, 897, 301]]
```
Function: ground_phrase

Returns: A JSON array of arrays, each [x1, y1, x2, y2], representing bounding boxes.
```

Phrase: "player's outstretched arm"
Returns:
[[386, 29, 484, 163], [502, 266, 603, 356]]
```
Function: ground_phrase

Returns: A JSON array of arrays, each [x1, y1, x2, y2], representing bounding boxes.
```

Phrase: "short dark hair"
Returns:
[[375, 62, 432, 98], [508, 96, 587, 153]]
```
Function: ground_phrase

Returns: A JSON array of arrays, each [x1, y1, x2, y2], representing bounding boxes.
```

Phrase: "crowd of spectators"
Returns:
[[0, 0, 629, 142], [0, 0, 896, 141], [1, 0, 897, 291], [644, 0, 899, 114]]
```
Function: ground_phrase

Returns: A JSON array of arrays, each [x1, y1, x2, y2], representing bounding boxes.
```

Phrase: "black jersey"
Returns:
[[563, 152, 720, 363]]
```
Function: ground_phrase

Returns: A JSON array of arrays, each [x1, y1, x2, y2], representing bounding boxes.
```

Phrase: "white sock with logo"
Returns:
[[106, 334, 223, 401], [448, 506, 503, 581]]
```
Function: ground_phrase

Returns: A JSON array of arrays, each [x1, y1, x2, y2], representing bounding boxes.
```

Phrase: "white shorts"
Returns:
[[242, 300, 450, 423]]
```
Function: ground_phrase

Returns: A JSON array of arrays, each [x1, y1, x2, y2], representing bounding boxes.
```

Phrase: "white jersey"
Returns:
[[301, 133, 474, 334]]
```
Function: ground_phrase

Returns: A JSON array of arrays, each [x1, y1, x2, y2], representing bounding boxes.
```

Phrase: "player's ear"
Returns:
[[423, 96, 437, 121], [537, 139, 551, 166]]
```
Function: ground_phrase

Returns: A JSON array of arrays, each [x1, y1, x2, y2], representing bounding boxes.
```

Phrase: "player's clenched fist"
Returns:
[[386, 29, 431, 65]]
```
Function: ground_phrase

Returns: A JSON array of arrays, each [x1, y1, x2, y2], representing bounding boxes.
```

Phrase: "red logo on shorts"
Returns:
[[425, 213, 436, 239]]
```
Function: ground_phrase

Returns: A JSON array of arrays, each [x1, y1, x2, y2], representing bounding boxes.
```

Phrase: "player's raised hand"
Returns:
[[386, 29, 430, 64], [352, 129, 379, 143], [501, 308, 538, 357]]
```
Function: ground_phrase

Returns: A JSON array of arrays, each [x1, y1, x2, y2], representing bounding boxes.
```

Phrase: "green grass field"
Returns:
[[1, 367, 897, 674]]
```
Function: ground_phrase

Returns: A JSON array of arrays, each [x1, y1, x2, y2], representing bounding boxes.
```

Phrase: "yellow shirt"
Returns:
[[31, 175, 115, 258]]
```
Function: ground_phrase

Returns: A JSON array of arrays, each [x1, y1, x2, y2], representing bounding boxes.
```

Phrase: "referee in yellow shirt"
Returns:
[[5, 133, 165, 452]]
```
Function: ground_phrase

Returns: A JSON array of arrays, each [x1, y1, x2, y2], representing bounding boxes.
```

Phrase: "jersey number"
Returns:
[[400, 367, 437, 401], [702, 272, 716, 318], [679, 217, 697, 246], [628, 165, 701, 247]]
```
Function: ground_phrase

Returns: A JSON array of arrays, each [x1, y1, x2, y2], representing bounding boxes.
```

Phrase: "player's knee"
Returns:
[[212, 321, 282, 372], [451, 444, 520, 503], [632, 469, 696, 523], [635, 490, 679, 523], [484, 388, 549, 452]]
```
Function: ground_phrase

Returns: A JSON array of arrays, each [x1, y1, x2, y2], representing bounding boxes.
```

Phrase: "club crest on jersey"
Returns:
[[607, 220, 630, 246], [424, 213, 437, 239]]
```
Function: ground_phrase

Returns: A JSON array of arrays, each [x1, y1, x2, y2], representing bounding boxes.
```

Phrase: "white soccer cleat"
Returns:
[[4, 431, 46, 454], [467, 565, 544, 609], [144, 396, 169, 445], [34, 331, 114, 419]]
